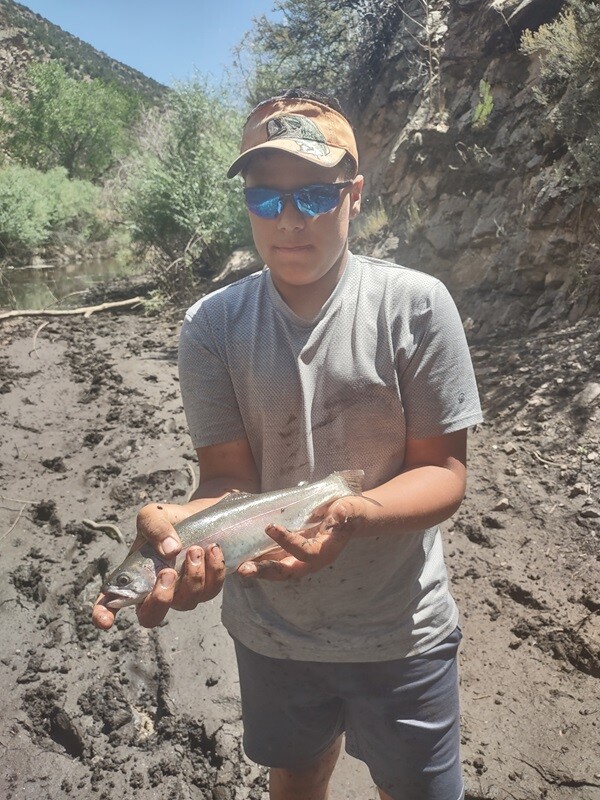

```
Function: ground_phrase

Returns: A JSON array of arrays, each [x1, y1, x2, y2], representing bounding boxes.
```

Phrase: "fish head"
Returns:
[[102, 554, 158, 609]]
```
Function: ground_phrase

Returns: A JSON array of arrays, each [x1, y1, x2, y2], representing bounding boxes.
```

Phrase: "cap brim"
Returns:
[[227, 140, 348, 179]]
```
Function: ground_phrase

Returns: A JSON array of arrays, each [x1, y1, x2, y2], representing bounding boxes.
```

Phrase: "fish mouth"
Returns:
[[102, 587, 143, 609]]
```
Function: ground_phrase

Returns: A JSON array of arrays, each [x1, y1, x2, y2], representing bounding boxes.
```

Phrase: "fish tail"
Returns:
[[335, 469, 364, 495]]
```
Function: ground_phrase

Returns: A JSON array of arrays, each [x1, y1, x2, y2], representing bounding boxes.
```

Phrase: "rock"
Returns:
[[512, 424, 531, 436], [371, 236, 399, 260], [569, 483, 590, 498], [492, 498, 511, 511], [580, 508, 600, 519], [574, 382, 600, 408], [212, 247, 262, 285], [505, 465, 524, 477], [503, 442, 518, 455], [472, 755, 487, 774]]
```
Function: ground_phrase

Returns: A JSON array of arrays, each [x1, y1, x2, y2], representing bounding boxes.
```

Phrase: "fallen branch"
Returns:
[[0, 296, 145, 321], [29, 321, 50, 358], [0, 503, 26, 543], [82, 518, 125, 544]]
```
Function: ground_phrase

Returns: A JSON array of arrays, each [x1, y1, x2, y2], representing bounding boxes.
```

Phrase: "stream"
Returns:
[[0, 257, 138, 310]]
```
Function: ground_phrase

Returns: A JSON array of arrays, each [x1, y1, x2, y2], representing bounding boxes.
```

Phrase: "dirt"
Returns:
[[0, 307, 598, 800]]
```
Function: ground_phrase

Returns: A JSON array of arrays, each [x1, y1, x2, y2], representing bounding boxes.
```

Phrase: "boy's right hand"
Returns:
[[91, 501, 226, 631]]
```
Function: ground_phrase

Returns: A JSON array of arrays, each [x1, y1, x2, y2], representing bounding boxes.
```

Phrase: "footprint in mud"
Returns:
[[22, 680, 86, 759], [10, 563, 47, 604], [511, 615, 600, 677], [32, 499, 60, 527], [78, 680, 133, 738], [491, 577, 547, 610]]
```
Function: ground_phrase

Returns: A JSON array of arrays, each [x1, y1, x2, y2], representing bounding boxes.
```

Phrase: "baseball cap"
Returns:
[[227, 96, 358, 179]]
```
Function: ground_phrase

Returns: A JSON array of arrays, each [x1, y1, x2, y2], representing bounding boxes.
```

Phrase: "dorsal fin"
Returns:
[[216, 491, 256, 507]]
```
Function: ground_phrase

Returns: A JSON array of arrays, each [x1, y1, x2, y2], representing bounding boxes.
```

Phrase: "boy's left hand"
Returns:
[[237, 496, 368, 580]]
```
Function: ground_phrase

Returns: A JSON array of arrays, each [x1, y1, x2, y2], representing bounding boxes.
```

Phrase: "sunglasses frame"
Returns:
[[244, 180, 354, 219]]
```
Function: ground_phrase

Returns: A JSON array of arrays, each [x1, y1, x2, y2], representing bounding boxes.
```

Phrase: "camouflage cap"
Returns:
[[227, 97, 358, 178]]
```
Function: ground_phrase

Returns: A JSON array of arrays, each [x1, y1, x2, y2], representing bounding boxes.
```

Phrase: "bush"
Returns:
[[0, 165, 100, 261], [121, 80, 251, 278], [521, 1, 600, 192]]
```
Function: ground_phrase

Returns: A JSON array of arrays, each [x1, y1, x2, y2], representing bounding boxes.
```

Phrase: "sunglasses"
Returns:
[[244, 181, 354, 219]]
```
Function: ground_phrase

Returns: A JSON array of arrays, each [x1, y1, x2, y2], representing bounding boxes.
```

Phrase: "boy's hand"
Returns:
[[92, 501, 226, 631], [237, 496, 368, 581]]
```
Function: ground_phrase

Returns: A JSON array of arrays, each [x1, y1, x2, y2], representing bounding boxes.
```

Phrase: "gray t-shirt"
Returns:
[[178, 253, 483, 661]]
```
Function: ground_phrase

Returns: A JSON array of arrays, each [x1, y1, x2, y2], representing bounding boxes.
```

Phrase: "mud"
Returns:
[[0, 306, 598, 800]]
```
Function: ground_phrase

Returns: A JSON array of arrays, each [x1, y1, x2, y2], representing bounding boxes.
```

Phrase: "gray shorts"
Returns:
[[233, 627, 464, 800]]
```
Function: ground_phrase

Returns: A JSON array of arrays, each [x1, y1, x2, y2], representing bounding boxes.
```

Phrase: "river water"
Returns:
[[0, 258, 138, 310]]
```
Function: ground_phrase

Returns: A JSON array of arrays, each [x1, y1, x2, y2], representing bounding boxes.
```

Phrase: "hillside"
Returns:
[[0, 0, 165, 102]]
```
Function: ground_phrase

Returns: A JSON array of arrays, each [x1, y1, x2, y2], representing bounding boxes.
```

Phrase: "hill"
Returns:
[[0, 0, 165, 103]]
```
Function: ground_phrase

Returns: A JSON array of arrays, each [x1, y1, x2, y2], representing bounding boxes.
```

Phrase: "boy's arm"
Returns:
[[92, 438, 259, 630], [238, 428, 468, 580]]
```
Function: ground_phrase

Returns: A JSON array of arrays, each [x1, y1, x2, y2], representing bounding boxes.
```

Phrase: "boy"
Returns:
[[94, 88, 483, 800]]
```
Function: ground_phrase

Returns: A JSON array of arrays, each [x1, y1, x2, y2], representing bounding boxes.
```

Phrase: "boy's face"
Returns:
[[244, 150, 363, 294]]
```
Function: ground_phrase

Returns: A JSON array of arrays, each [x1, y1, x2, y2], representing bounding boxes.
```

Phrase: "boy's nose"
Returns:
[[277, 198, 306, 231]]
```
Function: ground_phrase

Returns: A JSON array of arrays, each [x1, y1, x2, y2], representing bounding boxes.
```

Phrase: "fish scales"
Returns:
[[102, 470, 363, 609]]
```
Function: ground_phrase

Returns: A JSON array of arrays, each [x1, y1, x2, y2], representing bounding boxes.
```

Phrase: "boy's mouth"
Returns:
[[274, 244, 312, 251]]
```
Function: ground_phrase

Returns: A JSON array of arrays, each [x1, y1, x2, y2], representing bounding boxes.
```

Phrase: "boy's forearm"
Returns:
[[358, 464, 466, 538]]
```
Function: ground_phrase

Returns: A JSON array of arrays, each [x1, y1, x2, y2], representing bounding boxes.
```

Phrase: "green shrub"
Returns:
[[521, 1, 600, 192], [122, 80, 251, 277], [0, 165, 100, 260], [472, 80, 494, 129]]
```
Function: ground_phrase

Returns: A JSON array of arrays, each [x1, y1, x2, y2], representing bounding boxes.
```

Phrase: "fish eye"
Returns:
[[116, 573, 131, 588]]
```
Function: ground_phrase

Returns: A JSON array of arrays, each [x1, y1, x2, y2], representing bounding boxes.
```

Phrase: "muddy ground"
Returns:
[[0, 301, 598, 800]]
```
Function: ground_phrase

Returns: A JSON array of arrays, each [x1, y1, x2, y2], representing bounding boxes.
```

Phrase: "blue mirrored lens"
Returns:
[[296, 185, 340, 217], [244, 183, 349, 219], [244, 188, 282, 219]]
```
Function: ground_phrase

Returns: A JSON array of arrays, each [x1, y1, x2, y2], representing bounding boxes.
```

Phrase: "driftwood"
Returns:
[[0, 296, 145, 321]]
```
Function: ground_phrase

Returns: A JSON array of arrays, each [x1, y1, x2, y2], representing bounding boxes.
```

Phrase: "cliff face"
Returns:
[[358, 0, 599, 336]]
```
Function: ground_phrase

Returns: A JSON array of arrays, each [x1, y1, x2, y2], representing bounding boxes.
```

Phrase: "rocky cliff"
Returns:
[[357, 0, 599, 336]]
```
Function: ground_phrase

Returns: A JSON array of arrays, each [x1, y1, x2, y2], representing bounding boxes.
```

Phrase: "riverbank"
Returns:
[[0, 307, 598, 800]]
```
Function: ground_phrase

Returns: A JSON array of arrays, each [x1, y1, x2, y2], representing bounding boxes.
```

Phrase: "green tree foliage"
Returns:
[[122, 80, 250, 274], [0, 165, 100, 260], [235, 0, 404, 110], [0, 62, 139, 181], [521, 1, 600, 191]]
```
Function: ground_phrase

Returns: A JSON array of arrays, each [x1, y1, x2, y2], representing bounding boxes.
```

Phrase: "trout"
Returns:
[[102, 469, 363, 608]]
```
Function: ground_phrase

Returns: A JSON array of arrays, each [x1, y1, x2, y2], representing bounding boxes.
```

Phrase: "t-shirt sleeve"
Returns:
[[178, 304, 247, 449], [398, 281, 483, 440]]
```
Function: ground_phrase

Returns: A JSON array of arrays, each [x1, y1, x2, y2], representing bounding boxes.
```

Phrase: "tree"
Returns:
[[0, 62, 139, 181], [234, 0, 404, 112], [121, 80, 250, 273]]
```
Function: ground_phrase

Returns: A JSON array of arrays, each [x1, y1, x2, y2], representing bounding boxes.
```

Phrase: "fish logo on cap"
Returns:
[[266, 115, 330, 157]]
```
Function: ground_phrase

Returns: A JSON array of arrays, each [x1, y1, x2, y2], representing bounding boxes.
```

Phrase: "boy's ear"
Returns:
[[349, 175, 364, 220]]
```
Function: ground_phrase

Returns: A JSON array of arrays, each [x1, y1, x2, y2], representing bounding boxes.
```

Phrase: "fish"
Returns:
[[101, 469, 364, 609]]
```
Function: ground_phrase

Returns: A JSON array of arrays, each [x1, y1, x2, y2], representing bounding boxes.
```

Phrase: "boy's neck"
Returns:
[[271, 247, 349, 321]]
